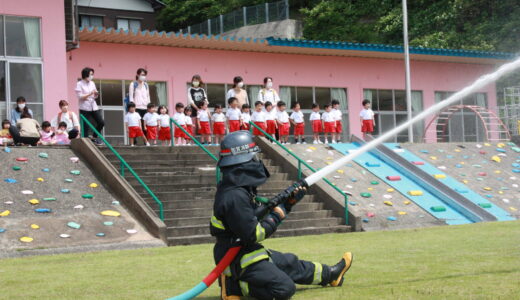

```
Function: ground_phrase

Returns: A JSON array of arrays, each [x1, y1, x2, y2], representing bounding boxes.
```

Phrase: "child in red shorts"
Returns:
[[310, 103, 323, 144], [197, 102, 212, 144], [290, 102, 305, 144], [157, 105, 171, 146], [143, 103, 159, 145], [241, 104, 251, 131], [276, 101, 290, 145], [251, 101, 267, 136], [264, 101, 277, 140], [226, 97, 242, 133], [125, 102, 150, 146], [211, 104, 226, 145], [332, 99, 342, 142], [322, 104, 335, 144], [185, 107, 195, 145], [360, 99, 375, 140], [173, 102, 187, 145]]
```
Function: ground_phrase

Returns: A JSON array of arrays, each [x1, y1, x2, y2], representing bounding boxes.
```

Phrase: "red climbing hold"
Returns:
[[479, 150, 487, 155], [386, 176, 401, 181], [478, 172, 487, 176], [411, 161, 424, 165], [16, 157, 28, 162]]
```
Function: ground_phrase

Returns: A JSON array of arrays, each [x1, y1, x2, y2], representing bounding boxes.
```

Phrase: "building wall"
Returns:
[[77, 7, 158, 31], [67, 41, 497, 138], [0, 0, 68, 121]]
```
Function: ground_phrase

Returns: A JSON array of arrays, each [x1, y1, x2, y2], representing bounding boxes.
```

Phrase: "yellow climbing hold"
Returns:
[[367, 187, 374, 191], [498, 191, 504, 195], [403, 201, 411, 205], [28, 199, 40, 205], [483, 187, 492, 191], [454, 149, 461, 152], [408, 190, 423, 196], [429, 156, 437, 160], [384, 201, 393, 206], [510, 207, 518, 212], [484, 143, 491, 146], [30, 224, 40, 229], [337, 170, 344, 174], [494, 170, 501, 174], [309, 146, 317, 151], [460, 162, 465, 165], [462, 180, 469, 184], [326, 162, 332, 165], [100, 210, 121, 217], [398, 211, 407, 215], [387, 188, 395, 192], [434, 174, 446, 179], [89, 183, 99, 188], [0, 210, 11, 217], [37, 177, 44, 182], [497, 143, 505, 148], [491, 156, 501, 163], [20, 236, 33, 243]]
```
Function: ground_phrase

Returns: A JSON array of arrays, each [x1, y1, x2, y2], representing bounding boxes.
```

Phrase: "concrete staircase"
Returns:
[[100, 146, 350, 246]]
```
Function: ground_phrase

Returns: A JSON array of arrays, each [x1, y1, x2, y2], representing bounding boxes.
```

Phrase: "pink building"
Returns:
[[1, 0, 514, 144]]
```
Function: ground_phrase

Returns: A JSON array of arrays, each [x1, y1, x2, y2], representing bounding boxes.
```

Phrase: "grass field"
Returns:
[[2, 221, 520, 300]]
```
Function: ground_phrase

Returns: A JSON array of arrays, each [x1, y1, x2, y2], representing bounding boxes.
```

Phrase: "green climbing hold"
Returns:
[[103, 221, 114, 226], [42, 197, 57, 201], [430, 206, 446, 212], [370, 181, 379, 185], [478, 203, 492, 208], [64, 179, 73, 183], [67, 222, 81, 229], [82, 194, 94, 199], [38, 152, 48, 158], [360, 192, 372, 198], [511, 147, 520, 153], [70, 170, 81, 175], [12, 166, 21, 171]]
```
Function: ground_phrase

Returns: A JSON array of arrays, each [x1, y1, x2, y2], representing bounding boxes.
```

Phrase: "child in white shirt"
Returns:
[[289, 102, 305, 144], [125, 102, 150, 146], [197, 102, 212, 144], [276, 101, 290, 144], [157, 105, 171, 146], [331, 99, 342, 142], [310, 103, 323, 144], [360, 99, 376, 140], [241, 104, 251, 131], [185, 107, 195, 145], [251, 101, 267, 137], [173, 102, 187, 145], [211, 104, 226, 145], [226, 97, 242, 133], [143, 103, 159, 145], [322, 104, 335, 144], [264, 101, 277, 141]]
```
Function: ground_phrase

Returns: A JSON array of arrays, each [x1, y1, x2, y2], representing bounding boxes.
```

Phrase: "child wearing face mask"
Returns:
[[226, 76, 249, 108], [188, 74, 208, 114], [11, 96, 33, 126]]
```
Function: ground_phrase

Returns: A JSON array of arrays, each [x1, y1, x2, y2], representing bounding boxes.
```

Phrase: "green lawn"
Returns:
[[2, 221, 520, 300]]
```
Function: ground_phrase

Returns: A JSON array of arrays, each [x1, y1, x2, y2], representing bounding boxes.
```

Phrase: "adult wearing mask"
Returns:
[[129, 68, 150, 128], [187, 74, 208, 113], [257, 77, 280, 104], [11, 96, 33, 126], [51, 100, 80, 139], [226, 76, 249, 108], [76, 67, 104, 145], [9, 112, 40, 146]]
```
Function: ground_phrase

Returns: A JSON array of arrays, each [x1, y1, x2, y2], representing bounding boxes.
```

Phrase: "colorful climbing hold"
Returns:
[[74, 205, 84, 209], [349, 201, 358, 206], [484, 143, 491, 146], [0, 210, 11, 217], [387, 216, 397, 221], [70, 157, 79, 163], [70, 170, 81, 175], [67, 222, 81, 229], [366, 212, 375, 218], [365, 162, 381, 167], [387, 188, 395, 192], [36, 177, 44, 182], [89, 183, 99, 188], [362, 218, 369, 223], [35, 208, 51, 213], [411, 161, 424, 165], [383, 194, 393, 199], [403, 201, 411, 205], [16, 157, 28, 162], [429, 156, 437, 160], [126, 229, 138, 234], [30, 224, 40, 229], [103, 221, 114, 226], [20, 236, 33, 243], [60, 234, 71, 238], [408, 190, 423, 196], [12, 166, 21, 171], [483, 187, 492, 191], [386, 176, 401, 181], [367, 187, 374, 191], [28, 199, 39, 205], [96, 233, 105, 237], [4, 178, 17, 183], [370, 180, 379, 185], [478, 172, 487, 176], [430, 206, 446, 212], [38, 152, 48, 158], [61, 189, 70, 193], [491, 156, 501, 163], [65, 179, 73, 183], [496, 148, 506, 153], [478, 203, 492, 208], [383, 201, 393, 206], [42, 197, 57, 201], [82, 194, 94, 199], [398, 211, 407, 215], [433, 174, 446, 179], [337, 170, 344, 174], [100, 210, 121, 217], [111, 201, 120, 205], [4, 147, 11, 153], [360, 193, 372, 198], [0, 228, 5, 233], [42, 168, 50, 172]]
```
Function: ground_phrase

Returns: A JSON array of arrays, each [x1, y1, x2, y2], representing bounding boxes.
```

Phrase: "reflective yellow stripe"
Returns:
[[223, 266, 231, 277], [255, 223, 266, 242], [312, 262, 323, 285], [239, 281, 249, 296], [240, 249, 269, 269], [211, 216, 225, 230]]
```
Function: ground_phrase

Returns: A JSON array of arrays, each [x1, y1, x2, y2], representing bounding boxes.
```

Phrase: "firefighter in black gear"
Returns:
[[211, 131, 353, 300]]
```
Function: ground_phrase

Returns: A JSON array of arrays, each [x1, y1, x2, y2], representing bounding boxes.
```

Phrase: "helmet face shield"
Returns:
[[218, 131, 261, 167]]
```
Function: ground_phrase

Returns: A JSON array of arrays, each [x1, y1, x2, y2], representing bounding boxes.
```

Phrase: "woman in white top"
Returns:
[[187, 74, 208, 114], [257, 77, 280, 104], [51, 100, 80, 140], [129, 68, 151, 133], [76, 67, 104, 145], [226, 76, 249, 108]]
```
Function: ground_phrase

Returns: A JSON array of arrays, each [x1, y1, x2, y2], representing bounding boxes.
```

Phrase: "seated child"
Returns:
[[0, 119, 13, 146], [39, 121, 56, 145], [55, 122, 71, 145]]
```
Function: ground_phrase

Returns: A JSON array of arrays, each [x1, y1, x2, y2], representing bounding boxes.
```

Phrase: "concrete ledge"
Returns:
[[71, 138, 167, 243], [256, 137, 362, 231]]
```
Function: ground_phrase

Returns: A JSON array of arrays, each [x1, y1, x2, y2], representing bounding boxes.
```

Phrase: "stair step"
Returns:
[[125, 173, 289, 184], [133, 181, 295, 193], [114, 165, 283, 175], [167, 218, 344, 237], [102, 146, 220, 155]]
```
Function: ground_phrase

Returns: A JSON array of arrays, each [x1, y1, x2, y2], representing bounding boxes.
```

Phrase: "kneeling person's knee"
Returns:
[[272, 280, 296, 300]]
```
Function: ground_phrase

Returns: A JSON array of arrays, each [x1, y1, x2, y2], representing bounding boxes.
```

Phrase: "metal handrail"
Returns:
[[80, 114, 164, 220], [169, 117, 221, 183], [249, 121, 349, 224]]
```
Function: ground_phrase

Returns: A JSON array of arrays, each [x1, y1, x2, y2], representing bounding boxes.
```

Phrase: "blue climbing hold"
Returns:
[[4, 178, 17, 183], [365, 162, 381, 167], [446, 155, 454, 159], [362, 218, 369, 223], [420, 150, 429, 153], [496, 148, 506, 153], [485, 195, 493, 198], [0, 228, 6, 233], [513, 169, 520, 173], [455, 188, 468, 193], [42, 168, 50, 172], [463, 155, 469, 159], [351, 178, 358, 182], [512, 163, 520, 168], [96, 233, 105, 237], [387, 216, 397, 221], [455, 164, 462, 168], [349, 201, 358, 206], [61, 189, 70, 193], [35, 208, 52, 213], [4, 147, 11, 153]]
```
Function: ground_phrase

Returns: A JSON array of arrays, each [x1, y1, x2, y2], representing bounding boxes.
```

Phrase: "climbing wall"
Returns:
[[403, 142, 520, 218], [0, 146, 155, 253], [283, 144, 444, 231]]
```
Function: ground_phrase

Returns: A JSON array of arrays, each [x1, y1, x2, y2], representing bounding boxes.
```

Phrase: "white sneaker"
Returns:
[[296, 142, 301, 145], [324, 140, 329, 144], [302, 141, 307, 144], [318, 140, 323, 144], [313, 140, 318, 144], [146, 142, 151, 146], [331, 140, 336, 144], [131, 144, 135, 147]]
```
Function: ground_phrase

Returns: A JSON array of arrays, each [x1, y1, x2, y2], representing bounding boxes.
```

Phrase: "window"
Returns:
[[280, 86, 349, 138], [80, 15, 103, 28], [434, 91, 488, 142], [0, 15, 43, 122], [206, 83, 227, 108], [117, 18, 141, 31], [364, 89, 423, 142]]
